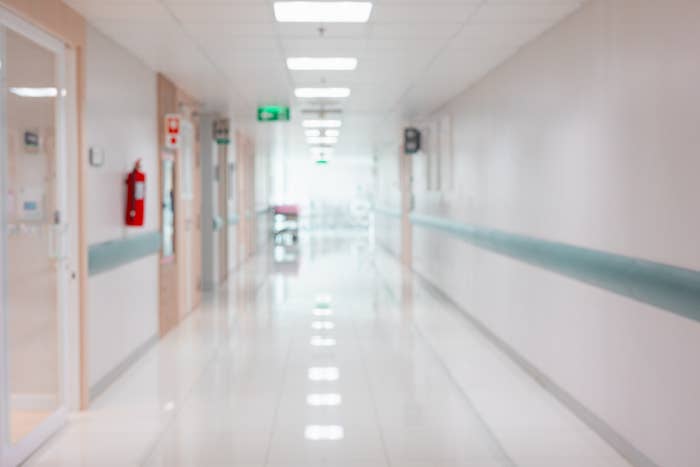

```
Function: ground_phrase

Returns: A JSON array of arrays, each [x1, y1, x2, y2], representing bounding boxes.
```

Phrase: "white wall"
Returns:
[[374, 130, 402, 256], [85, 26, 159, 389], [399, 2, 700, 466]]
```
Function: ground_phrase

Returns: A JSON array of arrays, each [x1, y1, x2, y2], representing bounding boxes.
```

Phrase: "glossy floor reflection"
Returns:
[[27, 233, 632, 467]]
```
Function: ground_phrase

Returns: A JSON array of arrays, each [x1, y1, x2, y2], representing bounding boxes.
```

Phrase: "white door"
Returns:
[[0, 8, 70, 467]]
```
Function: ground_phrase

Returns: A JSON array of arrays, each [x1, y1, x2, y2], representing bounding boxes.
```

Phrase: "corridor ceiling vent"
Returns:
[[274, 2, 373, 23], [295, 87, 351, 99], [303, 119, 342, 128], [287, 57, 358, 71]]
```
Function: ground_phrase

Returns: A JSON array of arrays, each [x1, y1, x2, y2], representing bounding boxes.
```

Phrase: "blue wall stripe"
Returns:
[[411, 213, 700, 323], [88, 231, 161, 276]]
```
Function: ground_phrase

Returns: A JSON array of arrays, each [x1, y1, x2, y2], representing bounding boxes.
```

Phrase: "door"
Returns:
[[0, 9, 69, 467], [216, 143, 228, 283]]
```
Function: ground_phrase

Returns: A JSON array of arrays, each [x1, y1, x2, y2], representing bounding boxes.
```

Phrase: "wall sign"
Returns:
[[214, 118, 230, 145], [89, 147, 105, 167], [24, 130, 39, 154], [404, 127, 421, 155], [165, 114, 181, 149]]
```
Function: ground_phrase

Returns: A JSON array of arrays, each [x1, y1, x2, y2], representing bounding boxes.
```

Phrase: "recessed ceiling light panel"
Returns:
[[303, 120, 342, 128], [287, 57, 358, 71], [295, 87, 351, 99], [308, 136, 339, 145], [275, 2, 373, 23]]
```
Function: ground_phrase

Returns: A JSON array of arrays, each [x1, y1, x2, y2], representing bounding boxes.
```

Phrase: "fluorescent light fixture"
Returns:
[[305, 425, 345, 441], [313, 307, 333, 316], [305, 129, 322, 137], [303, 120, 342, 128], [307, 136, 338, 145], [316, 294, 333, 304], [308, 367, 340, 381], [287, 57, 358, 71], [307, 394, 342, 407], [310, 147, 334, 156], [296, 87, 351, 99], [324, 129, 340, 137], [310, 336, 337, 347], [275, 2, 373, 23], [312, 321, 335, 330], [9, 87, 58, 98]]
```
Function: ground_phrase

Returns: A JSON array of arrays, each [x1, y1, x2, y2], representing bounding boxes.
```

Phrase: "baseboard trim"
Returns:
[[89, 334, 159, 402], [373, 246, 659, 467]]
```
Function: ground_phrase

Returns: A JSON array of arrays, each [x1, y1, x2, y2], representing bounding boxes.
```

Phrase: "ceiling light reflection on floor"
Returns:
[[306, 393, 342, 406], [310, 336, 336, 347], [304, 425, 345, 441], [308, 367, 340, 381]]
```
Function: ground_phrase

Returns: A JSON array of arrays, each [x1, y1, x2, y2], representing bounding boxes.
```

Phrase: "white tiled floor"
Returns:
[[26, 234, 632, 467]]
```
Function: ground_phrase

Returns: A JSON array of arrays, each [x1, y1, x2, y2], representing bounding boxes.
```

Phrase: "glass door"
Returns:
[[0, 8, 69, 467]]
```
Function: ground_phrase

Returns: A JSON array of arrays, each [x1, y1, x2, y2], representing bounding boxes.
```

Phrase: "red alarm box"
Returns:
[[125, 159, 146, 226]]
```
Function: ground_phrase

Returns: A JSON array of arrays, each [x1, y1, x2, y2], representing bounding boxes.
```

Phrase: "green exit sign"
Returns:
[[257, 106, 290, 122]]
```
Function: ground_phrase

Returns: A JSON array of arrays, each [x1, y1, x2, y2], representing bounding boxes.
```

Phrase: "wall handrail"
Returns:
[[88, 231, 161, 276], [411, 212, 700, 324]]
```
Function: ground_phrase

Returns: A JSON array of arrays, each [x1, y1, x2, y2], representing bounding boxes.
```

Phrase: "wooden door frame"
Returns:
[[157, 74, 201, 336]]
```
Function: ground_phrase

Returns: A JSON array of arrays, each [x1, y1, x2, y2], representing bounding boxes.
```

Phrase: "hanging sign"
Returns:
[[257, 106, 290, 122], [165, 114, 181, 149]]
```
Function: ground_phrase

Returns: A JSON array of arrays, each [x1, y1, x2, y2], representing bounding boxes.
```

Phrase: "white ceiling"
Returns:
[[64, 0, 585, 157]]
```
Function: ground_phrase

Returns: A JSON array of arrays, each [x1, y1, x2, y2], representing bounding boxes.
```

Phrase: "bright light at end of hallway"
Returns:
[[295, 87, 351, 98], [163, 401, 175, 412], [310, 147, 334, 156], [275, 2, 373, 23], [313, 307, 333, 316], [304, 425, 345, 441], [312, 321, 335, 330], [310, 336, 336, 347], [305, 129, 322, 137], [307, 393, 343, 406], [307, 136, 339, 145], [308, 367, 340, 381], [287, 57, 358, 71], [303, 120, 342, 128], [316, 294, 333, 304]]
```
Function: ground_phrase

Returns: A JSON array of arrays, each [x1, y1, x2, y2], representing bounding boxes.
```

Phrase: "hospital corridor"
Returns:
[[1, 1, 699, 467]]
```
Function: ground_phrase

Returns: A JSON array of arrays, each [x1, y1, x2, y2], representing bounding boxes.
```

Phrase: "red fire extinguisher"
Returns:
[[125, 159, 146, 226]]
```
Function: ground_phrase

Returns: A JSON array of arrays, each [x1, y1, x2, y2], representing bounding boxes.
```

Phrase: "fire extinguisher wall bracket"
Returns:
[[125, 159, 146, 227]]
